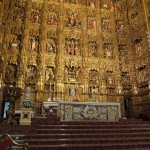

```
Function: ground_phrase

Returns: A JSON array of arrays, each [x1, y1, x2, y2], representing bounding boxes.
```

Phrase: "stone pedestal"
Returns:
[[20, 108, 33, 125]]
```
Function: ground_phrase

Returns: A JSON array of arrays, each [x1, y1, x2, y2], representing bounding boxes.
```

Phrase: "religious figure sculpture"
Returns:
[[103, 43, 113, 58], [64, 67, 68, 81], [88, 41, 98, 57], [116, 21, 125, 34], [130, 11, 140, 30], [30, 36, 39, 51], [5, 64, 17, 82], [70, 84, 76, 96], [102, 18, 111, 32], [30, 10, 41, 23], [9, 34, 20, 50], [48, 69, 54, 81], [88, 0, 95, 7], [26, 66, 37, 81], [88, 18, 96, 30], [47, 14, 57, 26], [46, 38, 56, 53], [65, 38, 80, 56], [65, 11, 81, 28], [14, 9, 24, 22]]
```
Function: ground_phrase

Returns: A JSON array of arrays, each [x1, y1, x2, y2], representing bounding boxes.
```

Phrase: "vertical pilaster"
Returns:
[[17, 0, 31, 89], [55, 3, 65, 101]]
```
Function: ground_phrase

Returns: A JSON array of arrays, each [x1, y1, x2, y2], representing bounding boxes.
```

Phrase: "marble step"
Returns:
[[25, 132, 150, 139], [36, 128, 150, 134], [36, 124, 150, 129], [26, 137, 150, 145], [27, 142, 150, 150]]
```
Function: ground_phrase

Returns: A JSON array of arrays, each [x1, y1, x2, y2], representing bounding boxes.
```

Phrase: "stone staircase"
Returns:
[[25, 117, 150, 150]]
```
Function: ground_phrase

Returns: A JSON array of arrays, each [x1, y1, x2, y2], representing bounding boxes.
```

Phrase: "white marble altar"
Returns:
[[42, 101, 59, 117], [59, 102, 121, 121]]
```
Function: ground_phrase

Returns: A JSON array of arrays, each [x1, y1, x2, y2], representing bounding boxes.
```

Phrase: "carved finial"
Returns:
[[25, 87, 30, 101]]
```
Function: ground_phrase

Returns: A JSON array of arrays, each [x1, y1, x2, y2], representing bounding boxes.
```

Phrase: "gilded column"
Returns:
[[81, 7, 88, 102], [36, 0, 47, 91], [55, 2, 65, 101], [142, 0, 150, 32], [17, 0, 31, 89]]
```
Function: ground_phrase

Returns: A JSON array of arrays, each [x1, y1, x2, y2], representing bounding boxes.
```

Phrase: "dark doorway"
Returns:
[[124, 97, 132, 119]]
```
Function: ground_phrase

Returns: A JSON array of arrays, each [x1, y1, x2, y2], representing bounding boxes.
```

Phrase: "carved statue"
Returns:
[[13, 9, 24, 22], [64, 67, 68, 81], [102, 18, 111, 32], [65, 11, 81, 28], [30, 36, 39, 51], [65, 38, 80, 56], [70, 84, 76, 96], [116, 21, 125, 34], [88, 41, 97, 57], [130, 11, 140, 30], [46, 38, 56, 53], [47, 14, 57, 25], [9, 34, 20, 50], [27, 66, 37, 80], [88, 0, 95, 8], [5, 64, 17, 82], [30, 10, 41, 23], [103, 43, 113, 58]]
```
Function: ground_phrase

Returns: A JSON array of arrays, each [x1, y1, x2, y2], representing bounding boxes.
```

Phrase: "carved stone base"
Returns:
[[20, 108, 33, 125]]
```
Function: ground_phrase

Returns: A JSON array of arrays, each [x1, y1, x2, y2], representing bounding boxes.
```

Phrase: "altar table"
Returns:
[[59, 102, 121, 121], [42, 101, 58, 117]]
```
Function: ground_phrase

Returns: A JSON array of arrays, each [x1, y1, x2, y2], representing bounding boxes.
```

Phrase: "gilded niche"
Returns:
[[64, 8, 81, 29], [64, 38, 80, 56]]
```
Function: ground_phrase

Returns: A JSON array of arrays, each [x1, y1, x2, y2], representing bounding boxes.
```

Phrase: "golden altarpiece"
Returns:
[[0, 0, 149, 119]]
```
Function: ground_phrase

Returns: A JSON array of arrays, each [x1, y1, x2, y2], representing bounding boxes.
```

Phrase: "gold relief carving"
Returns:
[[116, 20, 126, 35], [87, 10, 97, 30], [47, 4, 59, 26], [64, 59, 81, 83], [118, 43, 128, 61], [88, 34, 98, 57], [47, 13, 58, 26], [13, 5, 25, 22], [28, 53, 37, 66], [45, 66, 55, 82], [106, 70, 115, 88], [8, 34, 21, 51], [30, 8, 42, 24], [46, 37, 57, 54], [45, 55, 56, 67], [134, 37, 143, 57], [0, 0, 149, 110], [64, 8, 81, 29], [87, 58, 99, 70], [46, 31, 57, 54], [8, 55, 18, 65], [103, 42, 113, 58], [101, 17, 112, 33], [64, 38, 80, 56], [29, 32, 40, 51], [26, 65, 37, 82], [115, 1, 126, 13], [130, 10, 143, 31], [5, 63, 18, 84], [121, 71, 131, 87]]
